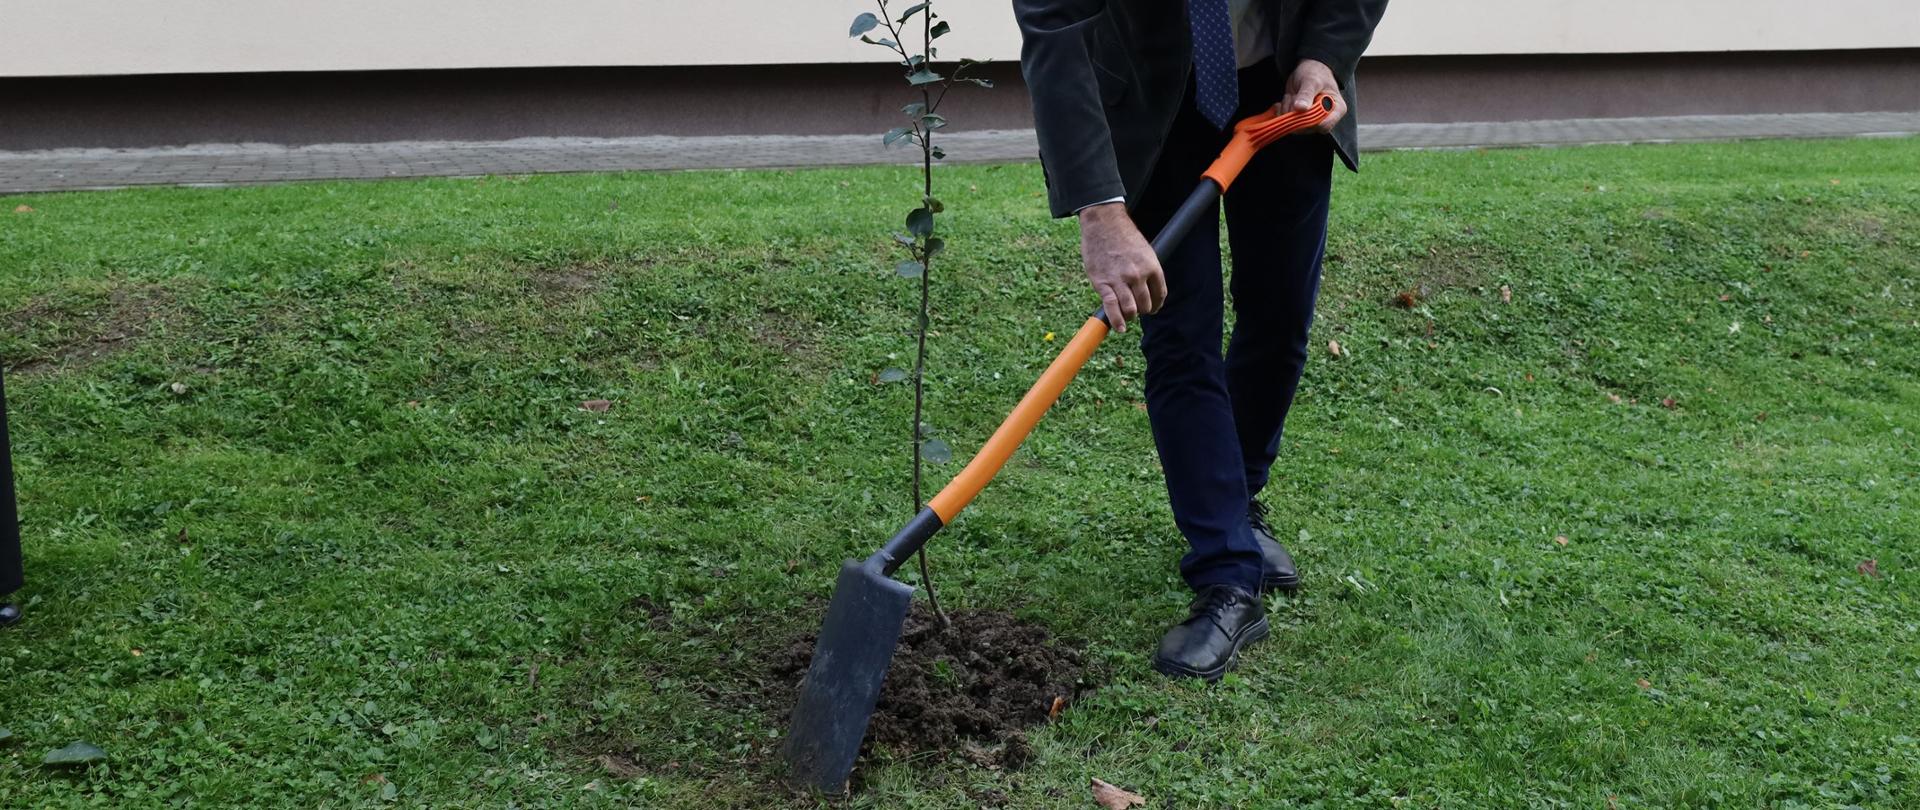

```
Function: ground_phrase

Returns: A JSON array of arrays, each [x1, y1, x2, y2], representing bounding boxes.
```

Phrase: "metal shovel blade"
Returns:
[[781, 559, 914, 793]]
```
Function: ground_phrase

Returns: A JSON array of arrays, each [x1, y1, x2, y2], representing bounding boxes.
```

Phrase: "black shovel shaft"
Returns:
[[865, 178, 1225, 575], [1, 370, 20, 596]]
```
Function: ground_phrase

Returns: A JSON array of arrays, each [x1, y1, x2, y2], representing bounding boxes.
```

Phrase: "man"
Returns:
[[2, 370, 21, 628], [1014, 0, 1386, 679]]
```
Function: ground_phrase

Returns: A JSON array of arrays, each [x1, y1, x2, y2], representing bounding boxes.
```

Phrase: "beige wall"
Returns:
[[1, 0, 1916, 78]]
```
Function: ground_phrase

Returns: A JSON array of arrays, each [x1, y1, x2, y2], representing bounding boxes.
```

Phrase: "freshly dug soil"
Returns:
[[774, 603, 1088, 769]]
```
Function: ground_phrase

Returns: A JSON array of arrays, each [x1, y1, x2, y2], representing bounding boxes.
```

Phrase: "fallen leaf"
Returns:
[[1858, 559, 1880, 579], [1043, 331, 1056, 342], [784, 558, 800, 573], [1718, 294, 1731, 302], [43, 741, 107, 767], [1499, 285, 1513, 303], [1635, 678, 1652, 690], [1393, 288, 1421, 308], [1327, 340, 1344, 358], [1048, 695, 1067, 720], [1133, 402, 1147, 412], [1555, 535, 1569, 546], [12, 205, 31, 214], [1091, 778, 1146, 809], [597, 754, 644, 779], [130, 648, 143, 657], [1606, 393, 1622, 404], [1660, 398, 1677, 409], [580, 399, 612, 412], [175, 527, 189, 544], [169, 382, 189, 396], [362, 773, 388, 785]]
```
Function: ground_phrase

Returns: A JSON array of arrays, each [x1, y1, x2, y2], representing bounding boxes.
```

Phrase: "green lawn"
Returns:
[[1, 137, 1917, 808]]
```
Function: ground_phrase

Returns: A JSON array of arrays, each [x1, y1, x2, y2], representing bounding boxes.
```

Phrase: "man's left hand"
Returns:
[[1283, 59, 1345, 134]]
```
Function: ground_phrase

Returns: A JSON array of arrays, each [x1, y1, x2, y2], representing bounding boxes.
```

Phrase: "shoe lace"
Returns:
[[1248, 499, 1272, 535], [1190, 586, 1245, 623]]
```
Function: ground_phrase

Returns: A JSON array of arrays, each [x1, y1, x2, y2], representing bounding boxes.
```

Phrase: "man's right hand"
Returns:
[[1077, 202, 1167, 333]]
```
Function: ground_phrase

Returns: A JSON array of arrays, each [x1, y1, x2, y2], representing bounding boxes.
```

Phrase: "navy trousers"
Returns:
[[2, 370, 21, 597], [1131, 61, 1331, 593]]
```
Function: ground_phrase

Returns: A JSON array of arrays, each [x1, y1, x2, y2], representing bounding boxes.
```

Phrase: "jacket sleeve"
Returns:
[[1294, 0, 1389, 82], [1014, 0, 1127, 218]]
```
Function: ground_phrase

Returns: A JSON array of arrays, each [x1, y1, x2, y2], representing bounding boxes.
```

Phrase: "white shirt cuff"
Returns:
[[1074, 196, 1126, 214]]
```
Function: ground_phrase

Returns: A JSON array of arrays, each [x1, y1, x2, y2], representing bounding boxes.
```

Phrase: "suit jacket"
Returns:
[[1014, 0, 1388, 218], [1, 371, 20, 596]]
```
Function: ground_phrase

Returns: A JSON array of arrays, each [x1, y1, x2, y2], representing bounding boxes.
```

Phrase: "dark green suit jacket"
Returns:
[[1014, 0, 1388, 217]]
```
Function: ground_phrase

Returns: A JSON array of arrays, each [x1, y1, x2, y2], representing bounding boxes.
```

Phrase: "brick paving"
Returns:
[[1, 112, 1915, 195]]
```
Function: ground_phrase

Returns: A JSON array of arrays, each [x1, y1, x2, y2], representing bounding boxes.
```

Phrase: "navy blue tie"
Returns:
[[1186, 0, 1238, 129]]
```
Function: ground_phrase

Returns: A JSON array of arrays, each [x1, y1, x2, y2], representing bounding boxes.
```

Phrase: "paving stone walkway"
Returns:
[[2, 111, 1915, 194]]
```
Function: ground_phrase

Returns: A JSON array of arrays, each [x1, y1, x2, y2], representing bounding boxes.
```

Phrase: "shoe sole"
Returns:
[[1260, 574, 1301, 596], [1150, 614, 1271, 683]]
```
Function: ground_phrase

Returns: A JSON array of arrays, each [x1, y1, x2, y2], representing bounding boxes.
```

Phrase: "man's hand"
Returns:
[[1077, 202, 1167, 333], [1284, 59, 1345, 134]]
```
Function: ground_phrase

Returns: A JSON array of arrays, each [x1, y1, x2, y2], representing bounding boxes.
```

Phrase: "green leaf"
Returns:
[[930, 20, 952, 38], [906, 207, 934, 237], [896, 3, 930, 24], [965, 77, 995, 88], [860, 35, 899, 49], [920, 113, 947, 130], [882, 126, 913, 146], [921, 439, 953, 464], [901, 101, 927, 117], [923, 196, 944, 214], [892, 233, 917, 246], [930, 146, 947, 160], [907, 68, 944, 86], [878, 367, 910, 383], [43, 741, 106, 767], [849, 12, 880, 37], [924, 237, 946, 257], [895, 260, 925, 279]]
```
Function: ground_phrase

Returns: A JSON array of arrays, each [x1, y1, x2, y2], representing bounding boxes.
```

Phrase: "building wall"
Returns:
[[2, 0, 1917, 78]]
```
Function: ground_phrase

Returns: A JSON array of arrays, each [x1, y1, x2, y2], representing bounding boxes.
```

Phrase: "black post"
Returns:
[[1, 369, 22, 626]]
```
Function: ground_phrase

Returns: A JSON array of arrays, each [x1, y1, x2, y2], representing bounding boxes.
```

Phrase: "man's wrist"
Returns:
[[1077, 200, 1127, 225]]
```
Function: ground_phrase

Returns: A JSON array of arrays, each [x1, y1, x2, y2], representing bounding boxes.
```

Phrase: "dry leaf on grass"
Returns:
[[1327, 340, 1344, 358], [597, 754, 644, 779], [1500, 285, 1512, 303], [580, 399, 612, 412], [1858, 558, 1881, 578], [1091, 778, 1146, 809]]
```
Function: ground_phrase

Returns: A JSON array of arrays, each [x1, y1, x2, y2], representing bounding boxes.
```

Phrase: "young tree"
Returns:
[[851, 1, 991, 627]]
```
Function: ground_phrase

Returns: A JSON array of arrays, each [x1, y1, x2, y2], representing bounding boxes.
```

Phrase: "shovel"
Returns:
[[782, 95, 1335, 793]]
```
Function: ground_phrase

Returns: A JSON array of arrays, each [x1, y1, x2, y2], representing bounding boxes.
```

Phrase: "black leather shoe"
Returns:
[[1151, 585, 1268, 681], [0, 602, 20, 628], [1249, 500, 1300, 594]]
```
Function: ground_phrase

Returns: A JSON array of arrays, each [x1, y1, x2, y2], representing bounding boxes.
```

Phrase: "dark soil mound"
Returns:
[[775, 603, 1088, 769]]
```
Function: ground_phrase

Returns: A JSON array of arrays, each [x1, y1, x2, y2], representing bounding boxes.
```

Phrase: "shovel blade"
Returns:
[[782, 559, 914, 794]]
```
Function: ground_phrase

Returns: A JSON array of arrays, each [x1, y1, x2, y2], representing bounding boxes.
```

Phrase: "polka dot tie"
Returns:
[[1186, 0, 1238, 129]]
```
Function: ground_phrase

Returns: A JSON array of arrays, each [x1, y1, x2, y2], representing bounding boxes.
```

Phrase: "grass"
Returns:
[[0, 136, 1917, 808]]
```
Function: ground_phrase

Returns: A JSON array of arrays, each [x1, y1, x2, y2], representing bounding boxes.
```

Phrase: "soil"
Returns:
[[772, 603, 1088, 770], [2, 284, 179, 373]]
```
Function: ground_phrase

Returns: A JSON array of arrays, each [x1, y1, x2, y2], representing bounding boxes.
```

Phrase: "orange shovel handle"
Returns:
[[1204, 94, 1335, 191], [921, 95, 1333, 526]]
